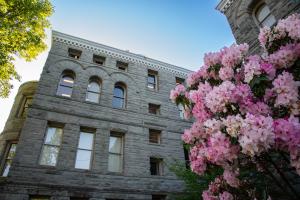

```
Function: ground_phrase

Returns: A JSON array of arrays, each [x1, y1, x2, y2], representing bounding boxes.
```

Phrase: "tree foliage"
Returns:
[[0, 0, 53, 97]]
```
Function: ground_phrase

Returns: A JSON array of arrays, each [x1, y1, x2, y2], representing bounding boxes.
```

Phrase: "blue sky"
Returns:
[[0, 0, 235, 132]]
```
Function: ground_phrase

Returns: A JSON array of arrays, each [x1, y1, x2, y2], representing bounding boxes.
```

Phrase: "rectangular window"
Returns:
[[147, 70, 158, 89], [39, 126, 63, 166], [116, 61, 128, 71], [149, 129, 161, 144], [75, 131, 94, 169], [68, 48, 82, 59], [1, 143, 17, 177], [176, 77, 185, 85], [149, 103, 160, 115], [108, 133, 123, 173], [21, 96, 33, 117], [150, 157, 162, 176], [29, 196, 50, 200], [152, 195, 166, 200], [93, 54, 106, 65]]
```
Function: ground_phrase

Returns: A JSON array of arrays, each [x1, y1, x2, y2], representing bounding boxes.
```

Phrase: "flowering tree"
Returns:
[[170, 14, 300, 200]]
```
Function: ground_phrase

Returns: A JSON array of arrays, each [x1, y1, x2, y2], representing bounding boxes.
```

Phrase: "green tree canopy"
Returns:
[[0, 0, 53, 97]]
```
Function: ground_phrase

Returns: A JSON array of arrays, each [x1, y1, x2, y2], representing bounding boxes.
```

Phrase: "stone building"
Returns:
[[0, 31, 192, 200], [216, 0, 300, 54]]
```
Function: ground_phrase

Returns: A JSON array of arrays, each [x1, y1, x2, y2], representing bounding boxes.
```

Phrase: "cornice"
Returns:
[[216, 0, 235, 13], [51, 30, 192, 77]]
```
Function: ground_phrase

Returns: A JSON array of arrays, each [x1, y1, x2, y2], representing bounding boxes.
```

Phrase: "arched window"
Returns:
[[112, 83, 126, 108], [57, 70, 75, 97], [255, 3, 276, 27], [86, 77, 101, 103]]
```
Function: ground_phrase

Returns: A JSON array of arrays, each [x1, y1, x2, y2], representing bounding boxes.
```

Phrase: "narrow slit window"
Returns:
[[1, 143, 17, 177]]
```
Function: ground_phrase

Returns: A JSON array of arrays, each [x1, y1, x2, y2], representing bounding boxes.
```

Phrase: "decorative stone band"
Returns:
[[52, 30, 192, 77], [216, 0, 235, 13]]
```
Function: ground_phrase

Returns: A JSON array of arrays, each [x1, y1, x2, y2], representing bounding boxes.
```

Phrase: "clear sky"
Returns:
[[0, 0, 235, 132]]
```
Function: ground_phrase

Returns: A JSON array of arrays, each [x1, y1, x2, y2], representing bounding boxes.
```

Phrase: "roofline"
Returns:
[[51, 30, 193, 76]]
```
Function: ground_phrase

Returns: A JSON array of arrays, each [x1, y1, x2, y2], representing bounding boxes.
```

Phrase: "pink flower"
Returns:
[[244, 55, 262, 83], [219, 191, 234, 200], [239, 113, 275, 156], [272, 72, 299, 107], [261, 63, 276, 80], [219, 67, 234, 81], [223, 169, 240, 188], [277, 13, 300, 41], [204, 51, 222, 67], [258, 26, 271, 48], [169, 84, 186, 102], [267, 44, 298, 69], [189, 144, 207, 175], [205, 81, 236, 113], [221, 43, 249, 68], [222, 114, 243, 137]]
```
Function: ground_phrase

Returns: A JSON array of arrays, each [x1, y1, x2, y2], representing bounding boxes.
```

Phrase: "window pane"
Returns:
[[61, 76, 74, 87], [108, 154, 122, 173], [57, 85, 73, 97], [262, 15, 276, 27], [22, 97, 33, 117], [113, 86, 124, 98], [149, 132, 160, 144], [75, 149, 92, 169], [112, 97, 124, 108], [150, 160, 159, 175], [45, 127, 62, 146], [256, 4, 270, 22], [1, 159, 12, 177], [109, 136, 122, 153], [148, 75, 155, 84], [147, 83, 156, 89], [40, 146, 59, 166], [78, 132, 94, 150], [7, 143, 17, 159], [86, 92, 99, 103], [88, 82, 100, 93]]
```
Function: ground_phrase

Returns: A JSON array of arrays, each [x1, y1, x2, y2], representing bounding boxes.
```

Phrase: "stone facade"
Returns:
[[0, 31, 192, 200], [217, 0, 300, 54]]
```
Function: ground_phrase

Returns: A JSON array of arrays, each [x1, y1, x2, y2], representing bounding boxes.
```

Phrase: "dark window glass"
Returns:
[[116, 61, 128, 71], [152, 195, 166, 200], [68, 48, 82, 59], [149, 129, 161, 144], [93, 54, 106, 65], [57, 75, 74, 97], [30, 196, 50, 200], [112, 86, 125, 108], [149, 104, 160, 114], [1, 143, 17, 177], [150, 157, 162, 175], [21, 97, 33, 117], [176, 77, 185, 85]]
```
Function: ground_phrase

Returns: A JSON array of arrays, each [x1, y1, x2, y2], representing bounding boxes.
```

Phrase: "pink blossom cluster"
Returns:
[[244, 55, 276, 83], [267, 44, 299, 69], [170, 13, 300, 199], [169, 84, 185, 102], [205, 81, 236, 113], [274, 117, 300, 174], [239, 113, 274, 157], [259, 13, 300, 50], [272, 72, 299, 107], [202, 176, 234, 200]]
